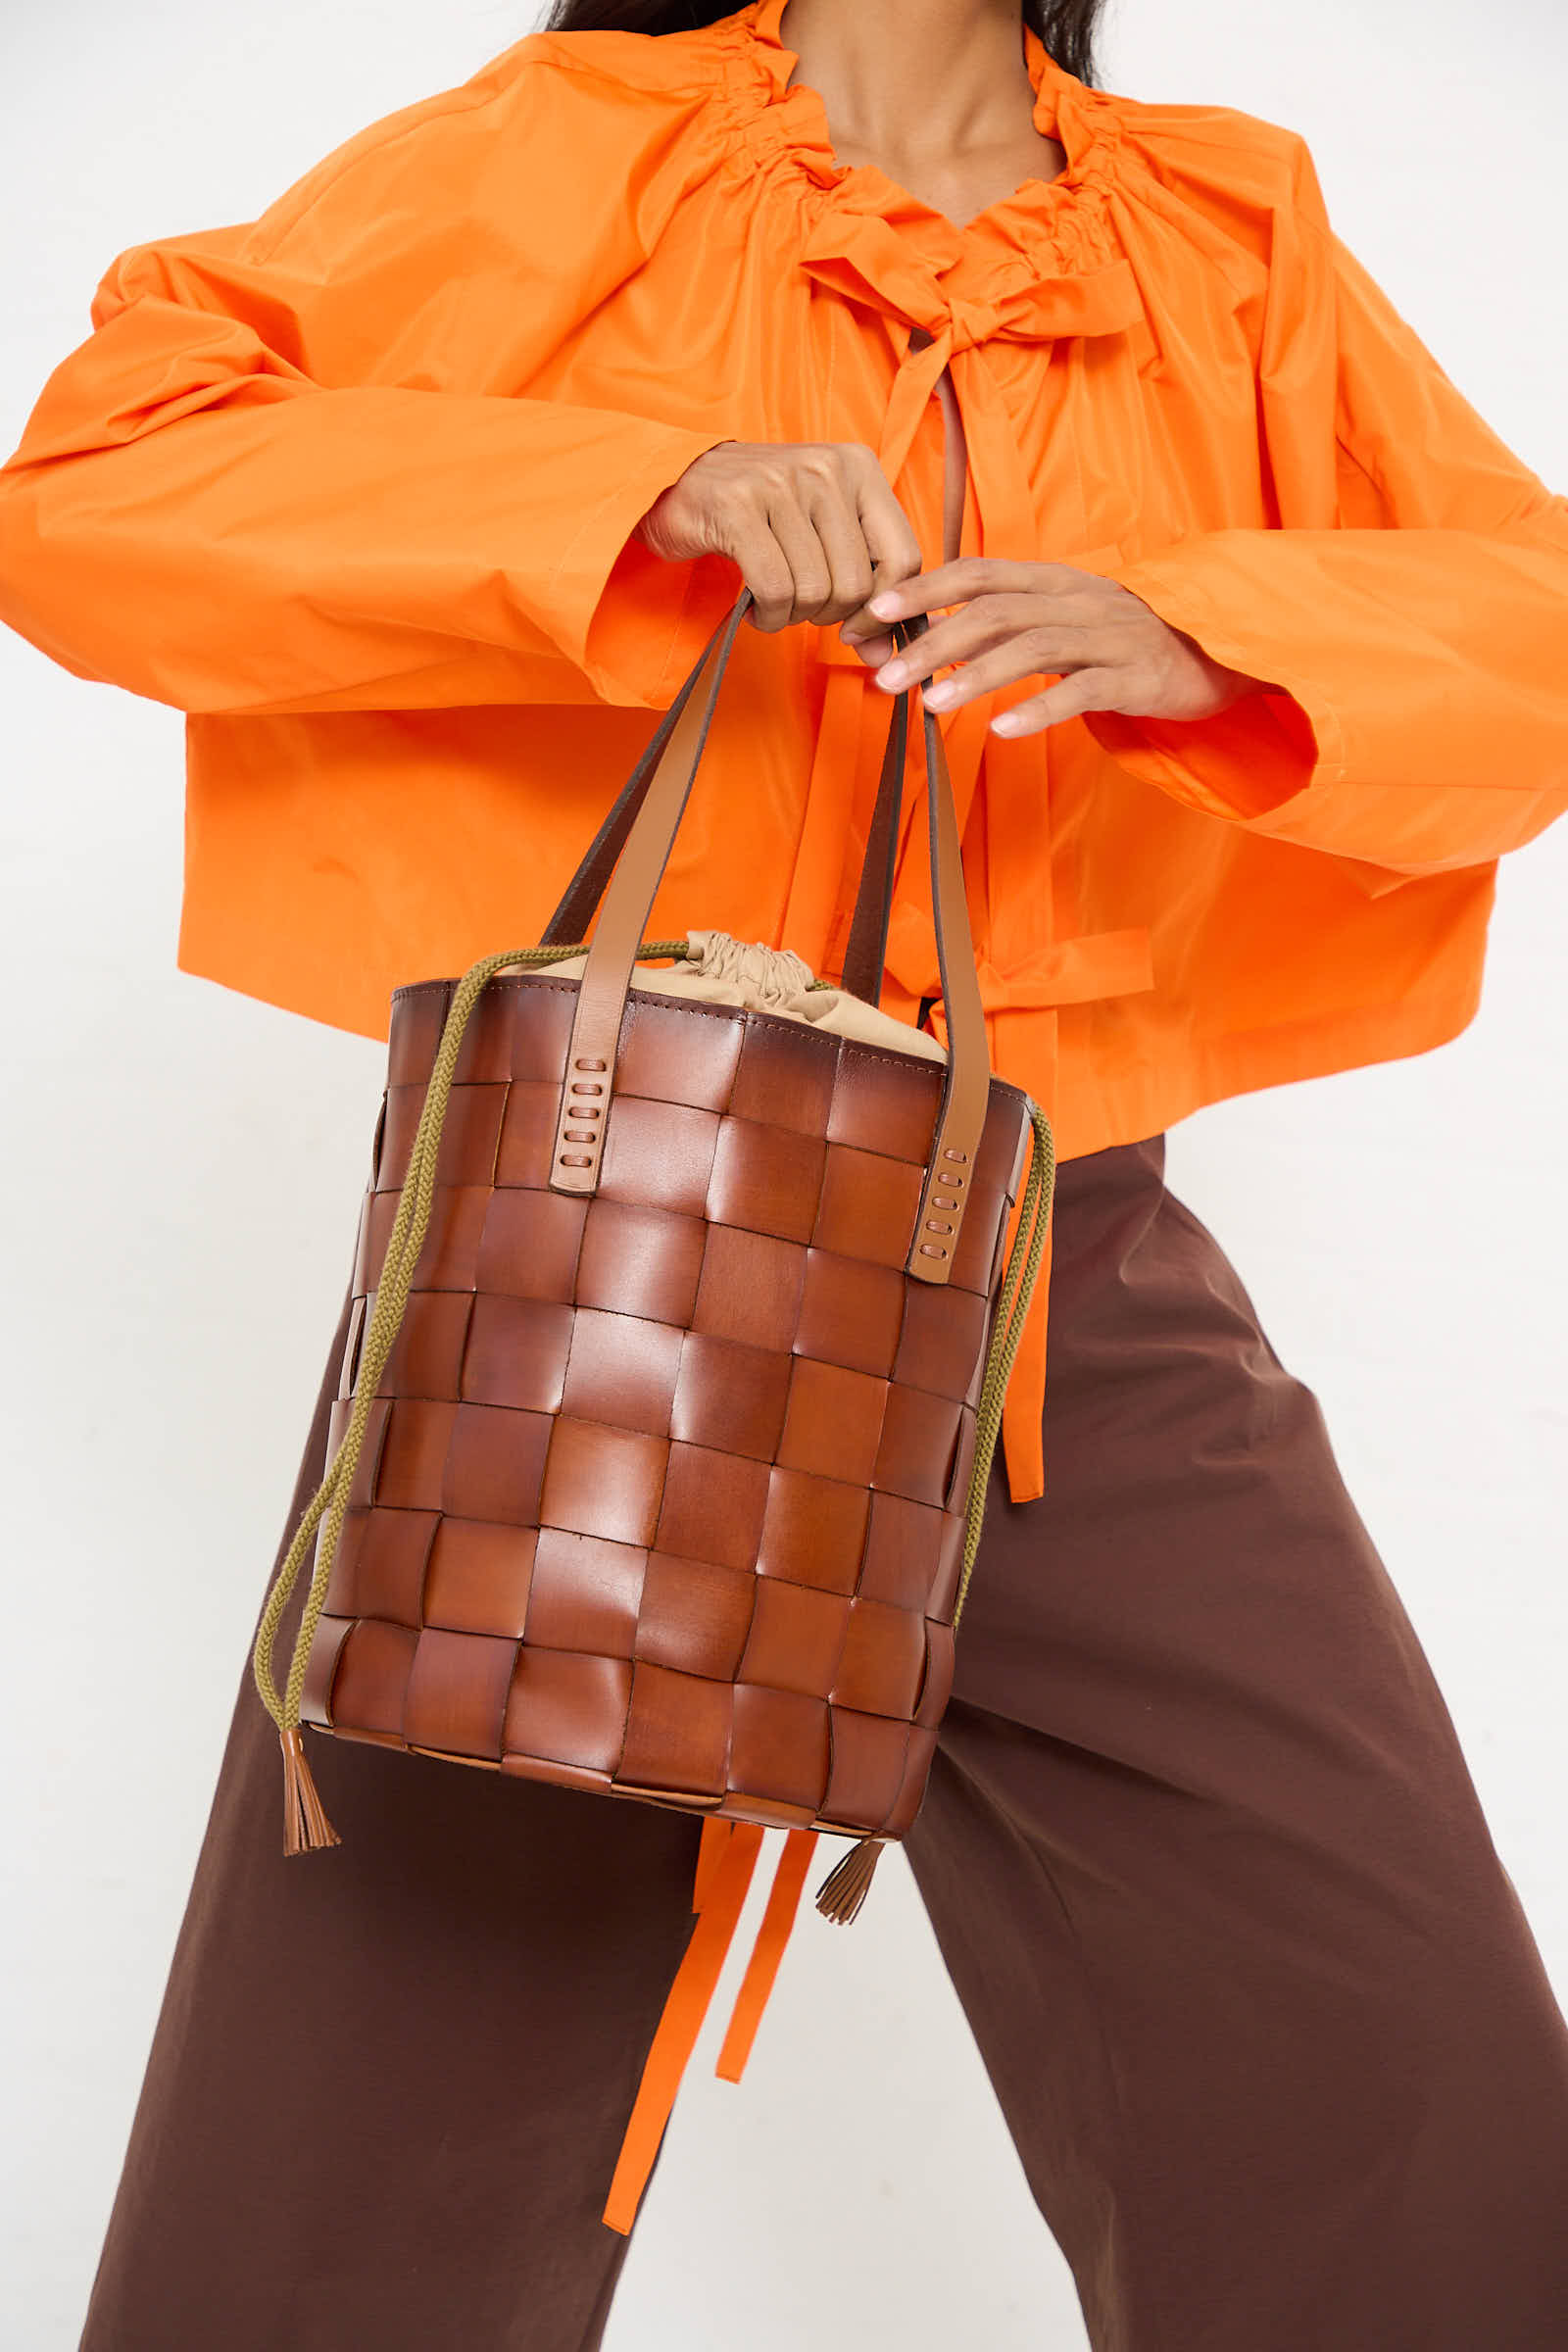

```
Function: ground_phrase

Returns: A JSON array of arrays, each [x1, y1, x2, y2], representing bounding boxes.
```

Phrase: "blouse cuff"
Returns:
[[1078, 558, 1334, 826]]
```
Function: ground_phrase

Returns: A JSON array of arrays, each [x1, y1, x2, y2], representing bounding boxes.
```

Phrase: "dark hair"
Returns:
[[540, 3, 1108, 91]]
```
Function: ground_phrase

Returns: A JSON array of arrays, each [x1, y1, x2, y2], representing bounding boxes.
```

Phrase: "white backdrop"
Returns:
[[3, 3, 1564, 2346]]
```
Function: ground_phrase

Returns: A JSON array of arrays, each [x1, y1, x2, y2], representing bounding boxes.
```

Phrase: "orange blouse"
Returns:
[[2, 0, 1566, 1507]]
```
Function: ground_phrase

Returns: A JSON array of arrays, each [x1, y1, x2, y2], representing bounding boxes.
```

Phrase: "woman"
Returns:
[[2, 1, 1566, 2344]]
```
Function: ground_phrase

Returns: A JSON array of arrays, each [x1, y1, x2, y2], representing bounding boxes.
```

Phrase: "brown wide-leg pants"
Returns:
[[80, 1131, 1568, 2351]]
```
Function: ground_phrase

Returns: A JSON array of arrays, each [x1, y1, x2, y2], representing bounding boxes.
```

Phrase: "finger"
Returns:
[[857, 460, 925, 590], [836, 461, 924, 644], [841, 625, 899, 669], [872, 600, 1097, 699], [733, 514, 812, 632], [989, 667, 1121, 737], [800, 475, 879, 626], [758, 493, 841, 626], [866, 557, 1074, 623]]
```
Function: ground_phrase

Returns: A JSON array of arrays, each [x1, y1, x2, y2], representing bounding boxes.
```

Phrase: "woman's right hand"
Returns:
[[632, 440, 924, 650]]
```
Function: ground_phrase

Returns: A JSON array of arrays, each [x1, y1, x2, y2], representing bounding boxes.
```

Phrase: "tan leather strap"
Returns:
[[908, 694, 991, 1280], [548, 595, 749, 1194], [549, 586, 990, 1286], [542, 622, 725, 947]]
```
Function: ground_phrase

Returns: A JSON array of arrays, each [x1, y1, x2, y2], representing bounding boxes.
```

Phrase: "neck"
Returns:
[[776, 0, 1034, 168]]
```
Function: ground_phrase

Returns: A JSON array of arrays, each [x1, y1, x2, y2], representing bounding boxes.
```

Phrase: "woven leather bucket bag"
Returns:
[[251, 585, 1054, 2227]]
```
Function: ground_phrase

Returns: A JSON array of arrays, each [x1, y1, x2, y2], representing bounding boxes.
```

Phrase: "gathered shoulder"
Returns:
[[1103, 86, 1326, 260], [486, 23, 731, 98], [1108, 87, 1309, 172], [224, 26, 724, 272]]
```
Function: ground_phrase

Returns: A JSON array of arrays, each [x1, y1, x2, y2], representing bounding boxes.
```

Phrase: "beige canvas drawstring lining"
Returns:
[[251, 939, 1054, 1891]]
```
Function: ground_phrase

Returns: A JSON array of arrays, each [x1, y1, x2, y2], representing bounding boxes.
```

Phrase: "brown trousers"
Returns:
[[80, 1132, 1568, 2350]]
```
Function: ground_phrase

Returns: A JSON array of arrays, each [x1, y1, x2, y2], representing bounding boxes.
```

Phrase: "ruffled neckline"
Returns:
[[713, 0, 1135, 283]]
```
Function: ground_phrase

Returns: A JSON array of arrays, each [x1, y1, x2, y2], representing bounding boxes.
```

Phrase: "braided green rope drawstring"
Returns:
[[953, 1098, 1055, 1632]]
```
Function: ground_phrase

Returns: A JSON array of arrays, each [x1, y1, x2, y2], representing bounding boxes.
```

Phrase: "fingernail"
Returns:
[[922, 680, 956, 708], [991, 710, 1024, 735], [879, 662, 907, 689], [868, 593, 901, 618]]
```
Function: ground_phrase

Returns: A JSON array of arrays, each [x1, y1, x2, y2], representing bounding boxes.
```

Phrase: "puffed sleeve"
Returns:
[[0, 37, 735, 716], [1081, 128, 1568, 879]]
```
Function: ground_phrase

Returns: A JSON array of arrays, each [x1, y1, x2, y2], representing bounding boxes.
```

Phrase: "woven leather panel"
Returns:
[[302, 978, 1031, 1840]]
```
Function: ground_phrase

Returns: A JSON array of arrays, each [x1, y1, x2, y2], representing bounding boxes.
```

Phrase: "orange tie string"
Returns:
[[714, 1827, 819, 2082], [601, 1822, 821, 2234]]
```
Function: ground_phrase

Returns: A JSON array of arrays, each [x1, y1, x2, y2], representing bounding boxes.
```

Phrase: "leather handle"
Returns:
[[541, 612, 738, 949], [839, 638, 915, 1008], [544, 611, 921, 984], [546, 586, 990, 1287]]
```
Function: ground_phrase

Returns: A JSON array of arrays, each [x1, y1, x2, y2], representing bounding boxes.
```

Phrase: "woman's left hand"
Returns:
[[839, 558, 1279, 736]]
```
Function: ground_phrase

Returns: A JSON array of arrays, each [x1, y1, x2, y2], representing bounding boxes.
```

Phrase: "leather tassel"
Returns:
[[813, 1834, 884, 1924], [280, 1724, 341, 1856]]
